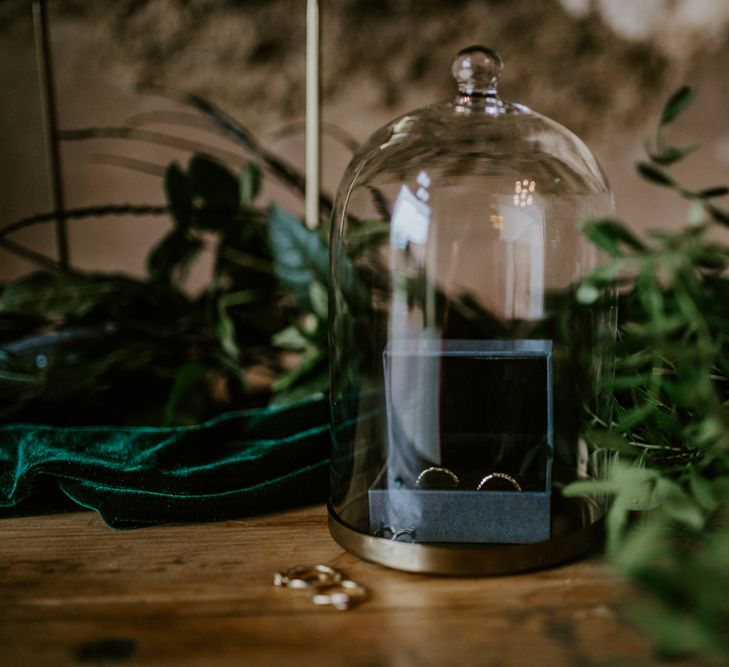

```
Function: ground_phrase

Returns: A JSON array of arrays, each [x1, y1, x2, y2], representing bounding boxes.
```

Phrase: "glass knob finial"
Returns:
[[452, 45, 503, 96]]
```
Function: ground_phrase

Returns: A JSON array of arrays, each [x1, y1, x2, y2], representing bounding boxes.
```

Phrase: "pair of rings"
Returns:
[[415, 467, 522, 491], [273, 564, 368, 611]]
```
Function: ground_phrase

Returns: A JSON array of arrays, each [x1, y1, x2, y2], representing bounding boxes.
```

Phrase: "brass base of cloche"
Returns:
[[327, 501, 604, 576]]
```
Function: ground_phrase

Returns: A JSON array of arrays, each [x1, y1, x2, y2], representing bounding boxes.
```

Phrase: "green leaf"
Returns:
[[615, 465, 661, 511], [660, 86, 695, 125], [599, 466, 662, 553], [271, 346, 326, 393], [687, 472, 719, 512], [654, 477, 704, 530], [267, 205, 329, 310], [188, 155, 239, 210], [635, 266, 663, 319], [607, 373, 654, 391], [214, 289, 258, 362], [613, 519, 667, 573], [218, 289, 259, 309], [697, 186, 729, 199], [309, 281, 328, 319], [162, 362, 209, 426], [272, 324, 310, 350], [564, 465, 656, 504], [0, 368, 37, 384], [583, 218, 645, 257], [215, 305, 239, 362], [650, 145, 697, 166], [239, 162, 262, 206], [637, 162, 675, 188], [164, 162, 191, 229], [692, 246, 727, 271], [707, 205, 729, 226], [563, 478, 620, 497], [147, 231, 203, 285], [585, 429, 634, 454], [269, 365, 329, 406], [615, 402, 657, 433], [587, 259, 626, 284], [0, 272, 121, 319]]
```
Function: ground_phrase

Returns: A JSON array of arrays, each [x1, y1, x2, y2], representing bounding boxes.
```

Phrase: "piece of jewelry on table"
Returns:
[[274, 564, 368, 611], [310, 579, 369, 611], [273, 564, 342, 589]]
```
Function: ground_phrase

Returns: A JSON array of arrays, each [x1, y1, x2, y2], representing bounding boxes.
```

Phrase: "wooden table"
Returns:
[[0, 505, 703, 666]]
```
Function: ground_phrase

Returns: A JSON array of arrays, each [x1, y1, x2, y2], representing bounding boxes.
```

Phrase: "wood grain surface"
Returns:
[[0, 505, 704, 666]]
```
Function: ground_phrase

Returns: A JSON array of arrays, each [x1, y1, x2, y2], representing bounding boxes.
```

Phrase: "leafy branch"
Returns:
[[0, 148, 327, 424], [568, 86, 729, 660]]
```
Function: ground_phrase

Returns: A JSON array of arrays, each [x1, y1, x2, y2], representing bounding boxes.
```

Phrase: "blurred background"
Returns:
[[1, 0, 728, 288]]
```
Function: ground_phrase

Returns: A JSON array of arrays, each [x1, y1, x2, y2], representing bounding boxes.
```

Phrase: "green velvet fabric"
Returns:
[[0, 397, 330, 528]]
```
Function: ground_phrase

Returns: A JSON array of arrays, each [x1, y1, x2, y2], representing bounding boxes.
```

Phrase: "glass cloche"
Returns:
[[327, 46, 616, 574]]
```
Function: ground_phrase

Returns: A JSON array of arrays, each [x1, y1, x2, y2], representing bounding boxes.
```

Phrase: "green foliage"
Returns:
[[267, 204, 330, 311], [582, 218, 646, 258], [188, 154, 240, 211], [660, 85, 695, 125], [239, 162, 262, 206], [567, 86, 729, 660], [163, 361, 210, 426], [645, 85, 699, 167], [269, 281, 330, 406], [636, 162, 675, 187], [0, 151, 306, 425]]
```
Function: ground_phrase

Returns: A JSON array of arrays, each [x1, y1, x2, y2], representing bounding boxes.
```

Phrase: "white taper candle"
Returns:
[[305, 0, 320, 229]]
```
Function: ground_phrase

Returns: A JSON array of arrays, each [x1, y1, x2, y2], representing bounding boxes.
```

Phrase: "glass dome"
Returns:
[[327, 46, 616, 574]]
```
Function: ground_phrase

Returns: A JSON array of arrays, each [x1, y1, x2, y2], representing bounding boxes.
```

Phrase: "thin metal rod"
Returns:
[[0, 238, 62, 272], [32, 0, 69, 269]]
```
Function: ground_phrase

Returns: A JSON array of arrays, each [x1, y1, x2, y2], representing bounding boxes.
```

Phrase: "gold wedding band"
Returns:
[[415, 466, 460, 488], [310, 579, 368, 611], [476, 472, 522, 491], [273, 564, 342, 589]]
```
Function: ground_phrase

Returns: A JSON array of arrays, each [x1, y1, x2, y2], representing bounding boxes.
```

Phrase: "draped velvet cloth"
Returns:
[[0, 397, 330, 528]]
